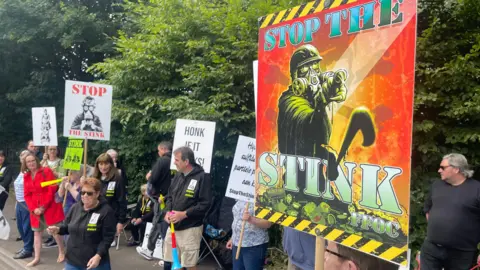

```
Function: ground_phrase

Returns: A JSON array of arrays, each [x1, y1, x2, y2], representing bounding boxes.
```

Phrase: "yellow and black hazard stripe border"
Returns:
[[255, 207, 408, 266], [258, 0, 358, 29]]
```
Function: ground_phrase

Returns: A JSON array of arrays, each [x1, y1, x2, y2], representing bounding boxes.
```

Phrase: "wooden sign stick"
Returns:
[[63, 171, 72, 208], [235, 202, 250, 260], [315, 236, 325, 270], [83, 139, 88, 178]]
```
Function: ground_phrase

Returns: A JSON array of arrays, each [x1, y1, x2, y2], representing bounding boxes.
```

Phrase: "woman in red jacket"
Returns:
[[23, 152, 65, 267]]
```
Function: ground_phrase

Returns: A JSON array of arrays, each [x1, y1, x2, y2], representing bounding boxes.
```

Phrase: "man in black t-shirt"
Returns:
[[422, 153, 480, 270]]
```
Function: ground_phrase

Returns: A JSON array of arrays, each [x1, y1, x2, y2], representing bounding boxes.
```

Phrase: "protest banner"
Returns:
[[32, 107, 58, 146], [255, 0, 417, 267], [170, 119, 216, 173], [63, 139, 84, 171], [63, 80, 113, 141], [225, 135, 256, 203]]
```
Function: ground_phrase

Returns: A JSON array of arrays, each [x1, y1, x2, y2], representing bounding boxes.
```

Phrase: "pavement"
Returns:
[[0, 191, 219, 270]]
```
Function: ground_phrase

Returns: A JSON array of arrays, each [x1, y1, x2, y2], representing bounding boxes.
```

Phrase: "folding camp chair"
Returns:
[[120, 203, 137, 243], [198, 196, 235, 270]]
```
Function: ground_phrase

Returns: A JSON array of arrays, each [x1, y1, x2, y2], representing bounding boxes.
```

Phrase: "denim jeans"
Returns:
[[65, 262, 111, 270], [15, 201, 33, 253], [232, 243, 268, 270]]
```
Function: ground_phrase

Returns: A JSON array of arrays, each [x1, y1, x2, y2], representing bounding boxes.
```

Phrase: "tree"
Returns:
[[0, 0, 120, 151]]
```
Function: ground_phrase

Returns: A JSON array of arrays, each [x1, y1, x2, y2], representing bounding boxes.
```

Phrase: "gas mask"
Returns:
[[292, 61, 322, 99]]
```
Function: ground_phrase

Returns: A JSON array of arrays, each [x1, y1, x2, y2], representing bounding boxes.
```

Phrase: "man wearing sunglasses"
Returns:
[[324, 240, 398, 270], [422, 153, 480, 269], [71, 96, 103, 132]]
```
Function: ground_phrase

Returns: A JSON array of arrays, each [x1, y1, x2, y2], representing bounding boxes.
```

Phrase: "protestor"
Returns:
[[324, 240, 398, 270], [41, 145, 66, 178], [41, 145, 65, 248], [47, 178, 116, 270], [128, 184, 153, 246], [13, 150, 34, 260], [93, 153, 127, 247], [27, 140, 43, 160], [0, 150, 15, 210], [23, 153, 65, 266], [283, 227, 315, 270], [55, 165, 91, 218], [226, 201, 271, 270], [106, 149, 128, 190], [137, 141, 173, 261], [422, 153, 480, 269], [162, 146, 212, 270]]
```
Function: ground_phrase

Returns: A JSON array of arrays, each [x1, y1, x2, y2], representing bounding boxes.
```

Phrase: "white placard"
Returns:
[[142, 222, 164, 259], [0, 207, 10, 240], [225, 135, 256, 203], [32, 107, 58, 146], [170, 119, 216, 173], [63, 80, 113, 141]]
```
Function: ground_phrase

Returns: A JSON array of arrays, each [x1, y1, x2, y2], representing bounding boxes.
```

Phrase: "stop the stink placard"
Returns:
[[63, 80, 113, 141]]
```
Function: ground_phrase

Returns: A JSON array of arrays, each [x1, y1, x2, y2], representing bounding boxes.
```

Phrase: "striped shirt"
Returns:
[[13, 173, 25, 202]]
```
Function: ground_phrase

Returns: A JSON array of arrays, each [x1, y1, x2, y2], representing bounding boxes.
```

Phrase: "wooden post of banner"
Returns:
[[83, 139, 88, 178], [235, 202, 249, 260], [315, 236, 325, 270], [63, 171, 71, 208]]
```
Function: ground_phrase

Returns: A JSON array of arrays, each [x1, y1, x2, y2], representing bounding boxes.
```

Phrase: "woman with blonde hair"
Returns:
[[93, 153, 127, 247], [23, 152, 65, 266]]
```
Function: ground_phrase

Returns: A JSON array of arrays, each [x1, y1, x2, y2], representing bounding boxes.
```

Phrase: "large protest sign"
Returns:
[[171, 119, 216, 173], [32, 107, 58, 146], [63, 139, 84, 170], [255, 0, 417, 266], [63, 80, 113, 141], [225, 136, 256, 203]]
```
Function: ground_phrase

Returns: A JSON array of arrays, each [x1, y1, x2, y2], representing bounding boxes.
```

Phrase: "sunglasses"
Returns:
[[325, 249, 359, 267], [439, 165, 452, 170], [81, 191, 94, 196]]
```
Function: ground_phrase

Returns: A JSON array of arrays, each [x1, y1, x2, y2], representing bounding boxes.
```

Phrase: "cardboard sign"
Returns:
[[63, 80, 113, 141], [0, 209, 10, 240], [225, 136, 256, 203], [63, 139, 84, 170], [142, 222, 164, 259], [255, 0, 417, 266], [32, 107, 58, 146], [170, 119, 216, 173]]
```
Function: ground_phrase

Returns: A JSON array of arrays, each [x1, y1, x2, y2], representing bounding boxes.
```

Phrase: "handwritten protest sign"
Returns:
[[63, 80, 113, 141], [170, 119, 216, 173], [225, 136, 256, 203], [63, 139, 84, 170], [32, 107, 58, 146]]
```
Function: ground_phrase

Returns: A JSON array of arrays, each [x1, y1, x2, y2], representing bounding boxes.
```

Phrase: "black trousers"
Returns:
[[147, 199, 169, 251], [421, 240, 477, 270], [0, 191, 8, 211], [131, 222, 147, 243]]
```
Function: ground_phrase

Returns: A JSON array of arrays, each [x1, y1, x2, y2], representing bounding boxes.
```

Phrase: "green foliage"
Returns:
[[411, 0, 480, 261], [0, 0, 119, 147]]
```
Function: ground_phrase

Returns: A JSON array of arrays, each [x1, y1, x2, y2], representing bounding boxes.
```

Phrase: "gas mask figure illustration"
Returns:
[[71, 96, 103, 132]]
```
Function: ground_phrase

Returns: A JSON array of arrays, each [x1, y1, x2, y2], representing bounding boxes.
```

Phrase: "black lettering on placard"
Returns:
[[184, 126, 205, 137], [185, 141, 201, 151]]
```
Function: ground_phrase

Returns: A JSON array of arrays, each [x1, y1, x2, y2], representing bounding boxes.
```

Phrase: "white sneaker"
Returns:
[[158, 260, 164, 267], [136, 246, 153, 261], [111, 239, 116, 247]]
